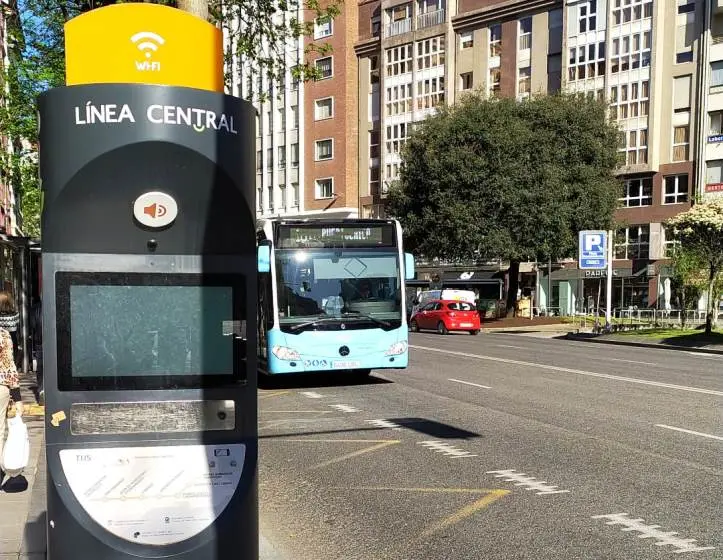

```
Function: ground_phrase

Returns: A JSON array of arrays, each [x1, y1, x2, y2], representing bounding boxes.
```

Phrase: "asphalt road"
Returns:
[[258, 332, 723, 560]]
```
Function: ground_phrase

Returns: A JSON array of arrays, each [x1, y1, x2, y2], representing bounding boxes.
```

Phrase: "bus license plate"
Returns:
[[333, 360, 361, 369]]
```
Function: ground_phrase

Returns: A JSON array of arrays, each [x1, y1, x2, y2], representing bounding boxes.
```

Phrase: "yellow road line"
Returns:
[[419, 489, 510, 538], [258, 391, 290, 400], [308, 440, 401, 470], [333, 486, 510, 539]]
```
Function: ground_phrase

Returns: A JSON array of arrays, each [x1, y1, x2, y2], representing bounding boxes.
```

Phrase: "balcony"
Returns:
[[417, 9, 445, 30], [386, 18, 412, 37]]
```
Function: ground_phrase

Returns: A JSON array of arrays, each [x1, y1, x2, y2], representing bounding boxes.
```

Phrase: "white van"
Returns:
[[410, 289, 477, 317]]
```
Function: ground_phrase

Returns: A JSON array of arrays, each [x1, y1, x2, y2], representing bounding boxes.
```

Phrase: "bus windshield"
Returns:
[[275, 248, 402, 332]]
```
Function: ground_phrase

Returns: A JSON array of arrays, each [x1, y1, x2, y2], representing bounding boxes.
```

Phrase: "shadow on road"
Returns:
[[258, 371, 392, 390], [385, 417, 480, 440]]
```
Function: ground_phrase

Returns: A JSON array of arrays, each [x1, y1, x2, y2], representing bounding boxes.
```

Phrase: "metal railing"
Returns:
[[519, 33, 531, 50], [386, 18, 412, 37], [567, 307, 723, 333], [417, 9, 445, 29]]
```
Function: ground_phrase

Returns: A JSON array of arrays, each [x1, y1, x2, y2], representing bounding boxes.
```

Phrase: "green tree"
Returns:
[[669, 247, 705, 329], [666, 199, 723, 335], [387, 92, 622, 316], [3, 0, 342, 238]]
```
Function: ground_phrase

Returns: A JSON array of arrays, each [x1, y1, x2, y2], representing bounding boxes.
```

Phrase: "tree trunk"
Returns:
[[706, 263, 716, 336], [176, 0, 208, 20], [505, 260, 521, 318]]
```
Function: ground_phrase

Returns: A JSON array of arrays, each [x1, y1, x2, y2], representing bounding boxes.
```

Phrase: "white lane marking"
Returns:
[[300, 391, 324, 399], [410, 345, 723, 397], [655, 424, 723, 442], [608, 357, 658, 366], [486, 469, 570, 495], [329, 404, 360, 413], [448, 378, 492, 390], [591, 513, 715, 554], [418, 440, 477, 458], [495, 344, 526, 350], [367, 419, 402, 430]]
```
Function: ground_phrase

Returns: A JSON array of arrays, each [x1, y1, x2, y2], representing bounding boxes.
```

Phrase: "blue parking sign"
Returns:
[[579, 230, 607, 270]]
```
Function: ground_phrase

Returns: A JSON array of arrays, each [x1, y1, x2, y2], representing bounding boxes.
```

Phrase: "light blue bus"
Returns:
[[256, 218, 415, 377]]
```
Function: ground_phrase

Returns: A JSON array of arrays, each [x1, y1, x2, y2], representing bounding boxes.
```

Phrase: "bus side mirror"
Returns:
[[404, 253, 415, 280], [257, 245, 270, 273]]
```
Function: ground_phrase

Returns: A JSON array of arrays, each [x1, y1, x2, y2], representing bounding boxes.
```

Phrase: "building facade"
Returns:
[[354, 0, 713, 313]]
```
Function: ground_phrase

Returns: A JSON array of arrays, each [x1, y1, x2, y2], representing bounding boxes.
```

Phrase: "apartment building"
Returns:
[[225, 2, 360, 219], [355, 0, 712, 311], [699, 0, 723, 200]]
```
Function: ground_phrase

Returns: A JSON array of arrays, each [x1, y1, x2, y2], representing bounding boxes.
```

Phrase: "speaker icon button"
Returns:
[[133, 191, 178, 228]]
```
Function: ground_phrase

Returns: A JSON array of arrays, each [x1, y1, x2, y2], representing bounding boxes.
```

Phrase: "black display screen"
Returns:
[[55, 272, 247, 391], [276, 223, 396, 249]]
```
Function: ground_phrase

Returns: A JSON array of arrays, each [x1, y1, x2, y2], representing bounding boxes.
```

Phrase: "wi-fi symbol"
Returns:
[[131, 31, 165, 59]]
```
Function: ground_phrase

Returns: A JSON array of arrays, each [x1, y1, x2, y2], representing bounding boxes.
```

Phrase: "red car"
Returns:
[[409, 299, 481, 335]]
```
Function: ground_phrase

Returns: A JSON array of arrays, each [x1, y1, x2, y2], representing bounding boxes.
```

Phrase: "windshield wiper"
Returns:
[[288, 315, 341, 332], [342, 311, 391, 328]]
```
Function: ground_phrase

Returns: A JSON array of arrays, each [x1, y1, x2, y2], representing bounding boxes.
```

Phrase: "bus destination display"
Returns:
[[278, 224, 395, 248]]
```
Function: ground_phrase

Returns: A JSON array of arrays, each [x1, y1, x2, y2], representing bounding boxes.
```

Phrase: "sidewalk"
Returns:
[[566, 332, 723, 355], [0, 374, 284, 560], [0, 371, 45, 560]]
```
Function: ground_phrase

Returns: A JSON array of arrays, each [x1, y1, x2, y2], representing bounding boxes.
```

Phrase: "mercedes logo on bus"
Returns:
[[339, 346, 350, 357]]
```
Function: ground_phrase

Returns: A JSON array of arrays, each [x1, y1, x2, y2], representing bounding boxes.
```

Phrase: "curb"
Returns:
[[565, 333, 723, 356]]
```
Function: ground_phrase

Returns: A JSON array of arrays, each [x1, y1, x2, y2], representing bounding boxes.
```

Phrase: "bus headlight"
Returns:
[[385, 341, 408, 356], [272, 345, 301, 361]]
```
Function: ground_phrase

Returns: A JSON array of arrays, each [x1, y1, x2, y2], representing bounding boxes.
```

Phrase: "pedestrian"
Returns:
[[0, 292, 19, 368], [0, 322, 24, 485]]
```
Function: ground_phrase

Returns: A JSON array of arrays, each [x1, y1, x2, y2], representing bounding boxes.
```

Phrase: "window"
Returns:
[[579, 0, 597, 33], [278, 146, 286, 169], [460, 72, 473, 90], [518, 66, 531, 96], [677, 0, 694, 14], [291, 182, 299, 207], [257, 187, 263, 212], [612, 0, 652, 26], [290, 105, 299, 129], [385, 123, 408, 156], [615, 225, 650, 260], [314, 17, 332, 39], [489, 68, 501, 96], [256, 150, 262, 173], [519, 17, 532, 50], [315, 178, 334, 199], [672, 126, 689, 161], [415, 76, 445, 110], [618, 127, 648, 165], [280, 184, 287, 209], [371, 16, 381, 36], [609, 79, 649, 121], [611, 31, 651, 74], [315, 97, 333, 120], [266, 148, 273, 171], [278, 108, 286, 130], [676, 4, 695, 63], [385, 83, 412, 116], [386, 4, 412, 36], [711, 61, 723, 87], [710, 111, 723, 136], [386, 44, 413, 77], [619, 177, 652, 207], [416, 36, 445, 70], [673, 75, 691, 112], [568, 41, 606, 81], [267, 185, 274, 211], [290, 143, 299, 167], [706, 160, 723, 186], [315, 57, 333, 79], [315, 139, 333, 161], [370, 130, 380, 159], [489, 24, 502, 57], [460, 31, 473, 49], [664, 174, 688, 204]]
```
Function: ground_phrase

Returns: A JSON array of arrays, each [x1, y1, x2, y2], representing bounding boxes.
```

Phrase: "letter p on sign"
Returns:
[[584, 234, 603, 253]]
